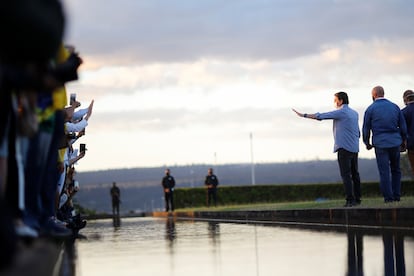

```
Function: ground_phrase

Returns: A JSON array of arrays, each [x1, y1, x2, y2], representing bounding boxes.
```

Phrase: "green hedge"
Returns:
[[174, 181, 414, 208]]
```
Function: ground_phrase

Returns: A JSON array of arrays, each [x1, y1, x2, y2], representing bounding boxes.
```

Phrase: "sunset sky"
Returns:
[[61, 0, 414, 171]]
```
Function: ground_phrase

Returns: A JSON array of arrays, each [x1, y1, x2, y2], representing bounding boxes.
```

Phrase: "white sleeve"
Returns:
[[73, 108, 88, 121], [65, 119, 88, 133]]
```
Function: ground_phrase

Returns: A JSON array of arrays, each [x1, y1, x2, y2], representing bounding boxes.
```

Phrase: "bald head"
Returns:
[[372, 86, 384, 98], [372, 86, 385, 99]]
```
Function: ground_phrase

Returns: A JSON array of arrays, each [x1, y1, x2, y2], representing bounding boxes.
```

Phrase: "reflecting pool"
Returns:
[[76, 217, 414, 276]]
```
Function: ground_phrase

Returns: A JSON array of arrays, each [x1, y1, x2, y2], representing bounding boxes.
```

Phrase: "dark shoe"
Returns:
[[354, 199, 361, 206], [394, 198, 400, 202], [384, 199, 394, 204], [40, 217, 72, 238], [67, 219, 87, 231]]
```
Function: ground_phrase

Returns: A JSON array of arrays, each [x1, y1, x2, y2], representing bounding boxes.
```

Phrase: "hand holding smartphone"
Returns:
[[70, 93, 76, 105], [80, 143, 86, 154]]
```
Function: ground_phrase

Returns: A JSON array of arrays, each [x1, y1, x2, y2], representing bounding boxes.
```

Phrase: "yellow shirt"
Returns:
[[52, 44, 70, 110]]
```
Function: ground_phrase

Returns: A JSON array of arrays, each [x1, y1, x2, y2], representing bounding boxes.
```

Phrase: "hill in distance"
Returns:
[[74, 158, 401, 213]]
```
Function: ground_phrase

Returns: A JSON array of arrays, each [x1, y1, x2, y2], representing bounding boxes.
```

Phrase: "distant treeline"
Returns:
[[77, 158, 385, 187], [74, 158, 413, 213]]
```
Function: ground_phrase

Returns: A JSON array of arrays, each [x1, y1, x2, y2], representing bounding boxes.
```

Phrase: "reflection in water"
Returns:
[[166, 217, 176, 241], [345, 229, 407, 276], [383, 231, 406, 276], [112, 215, 121, 228], [346, 229, 363, 276], [165, 216, 177, 274], [208, 221, 220, 241], [208, 222, 222, 276], [76, 218, 414, 276]]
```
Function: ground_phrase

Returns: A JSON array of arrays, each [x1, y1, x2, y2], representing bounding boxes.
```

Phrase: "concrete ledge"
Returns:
[[1, 240, 65, 276], [154, 207, 414, 230]]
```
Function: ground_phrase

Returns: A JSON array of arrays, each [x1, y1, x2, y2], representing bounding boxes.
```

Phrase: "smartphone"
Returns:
[[80, 143, 86, 153], [70, 93, 76, 105]]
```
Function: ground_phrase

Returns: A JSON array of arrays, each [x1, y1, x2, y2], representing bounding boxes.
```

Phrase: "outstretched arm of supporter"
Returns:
[[73, 107, 88, 121], [292, 108, 317, 119], [68, 151, 85, 166], [85, 100, 94, 121], [65, 119, 88, 133]]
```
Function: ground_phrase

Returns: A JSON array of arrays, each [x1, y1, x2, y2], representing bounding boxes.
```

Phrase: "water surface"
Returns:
[[76, 217, 414, 276]]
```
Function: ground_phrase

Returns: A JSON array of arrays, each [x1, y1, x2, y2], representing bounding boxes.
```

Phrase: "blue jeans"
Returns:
[[24, 130, 52, 229], [374, 146, 401, 201], [337, 149, 361, 202]]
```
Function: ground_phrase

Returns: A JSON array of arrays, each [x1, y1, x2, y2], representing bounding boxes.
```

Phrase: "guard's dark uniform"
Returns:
[[110, 184, 121, 216], [205, 173, 219, 207], [162, 173, 175, 212]]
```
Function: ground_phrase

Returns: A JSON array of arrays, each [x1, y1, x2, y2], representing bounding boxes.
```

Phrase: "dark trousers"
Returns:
[[164, 191, 174, 212], [112, 200, 120, 216], [374, 147, 401, 201], [337, 148, 361, 203], [207, 188, 217, 207], [24, 129, 52, 229]]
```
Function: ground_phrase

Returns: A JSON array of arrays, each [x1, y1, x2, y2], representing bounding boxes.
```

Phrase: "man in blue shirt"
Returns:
[[362, 86, 407, 203], [401, 90, 414, 176], [293, 91, 361, 207]]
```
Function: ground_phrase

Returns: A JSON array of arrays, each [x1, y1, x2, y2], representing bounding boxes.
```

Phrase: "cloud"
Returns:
[[90, 106, 282, 132], [63, 0, 414, 66], [68, 36, 414, 106], [60, 0, 414, 170]]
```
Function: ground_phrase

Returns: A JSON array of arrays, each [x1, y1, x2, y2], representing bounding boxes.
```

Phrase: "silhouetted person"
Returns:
[[110, 182, 120, 216], [205, 168, 219, 207], [161, 169, 175, 212]]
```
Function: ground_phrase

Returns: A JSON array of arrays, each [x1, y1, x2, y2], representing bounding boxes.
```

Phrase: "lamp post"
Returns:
[[250, 132, 256, 185]]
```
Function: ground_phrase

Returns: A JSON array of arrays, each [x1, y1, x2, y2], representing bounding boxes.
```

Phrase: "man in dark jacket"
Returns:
[[205, 168, 219, 207], [110, 182, 121, 216], [402, 89, 414, 176], [162, 169, 175, 212]]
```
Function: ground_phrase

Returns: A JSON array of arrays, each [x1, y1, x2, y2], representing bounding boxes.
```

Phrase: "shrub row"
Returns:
[[174, 181, 414, 208]]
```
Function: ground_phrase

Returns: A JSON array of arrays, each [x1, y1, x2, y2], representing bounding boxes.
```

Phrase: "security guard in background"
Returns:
[[204, 168, 219, 207], [162, 169, 175, 212]]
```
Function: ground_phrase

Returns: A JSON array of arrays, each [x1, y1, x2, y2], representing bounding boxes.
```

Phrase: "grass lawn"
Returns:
[[175, 196, 414, 212]]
